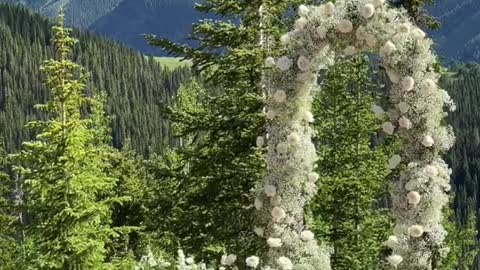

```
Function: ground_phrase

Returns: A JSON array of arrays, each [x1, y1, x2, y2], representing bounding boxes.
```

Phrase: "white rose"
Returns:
[[264, 185, 277, 197], [265, 57, 275, 67], [273, 90, 287, 103], [401, 76, 415, 92], [337, 20, 353, 33], [382, 122, 395, 135], [388, 155, 402, 169], [407, 191, 421, 205], [359, 4, 375, 18], [399, 116, 413, 130], [297, 55, 311, 71], [267, 238, 283, 248], [387, 254, 403, 267], [277, 56, 293, 71], [408, 225, 424, 237], [246, 256, 260, 268], [422, 135, 435, 147], [277, 256, 293, 270], [300, 230, 315, 241]]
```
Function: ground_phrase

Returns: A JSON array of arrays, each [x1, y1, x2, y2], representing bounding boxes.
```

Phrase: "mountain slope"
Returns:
[[89, 0, 201, 55], [0, 0, 200, 54], [0, 3, 191, 154], [427, 0, 480, 62]]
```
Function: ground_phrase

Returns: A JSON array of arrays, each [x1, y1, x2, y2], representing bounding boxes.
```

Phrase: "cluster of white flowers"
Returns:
[[256, 0, 455, 269]]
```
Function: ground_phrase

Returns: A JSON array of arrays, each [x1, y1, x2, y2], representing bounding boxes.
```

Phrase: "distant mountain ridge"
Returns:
[[0, 0, 200, 55], [427, 0, 480, 62], [2, 0, 480, 61]]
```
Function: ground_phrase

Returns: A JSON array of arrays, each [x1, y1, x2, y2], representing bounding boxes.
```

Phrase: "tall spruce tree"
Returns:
[[145, 0, 313, 261], [12, 15, 117, 269], [0, 138, 16, 270], [309, 56, 393, 270]]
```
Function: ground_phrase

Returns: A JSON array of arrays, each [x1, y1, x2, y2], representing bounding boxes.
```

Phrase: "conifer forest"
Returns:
[[1, 0, 480, 269]]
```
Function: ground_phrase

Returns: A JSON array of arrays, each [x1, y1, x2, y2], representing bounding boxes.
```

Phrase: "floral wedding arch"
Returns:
[[253, 0, 456, 269]]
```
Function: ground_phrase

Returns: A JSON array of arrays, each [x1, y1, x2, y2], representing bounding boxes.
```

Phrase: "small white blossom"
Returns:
[[308, 172, 319, 182], [287, 132, 300, 145], [425, 165, 438, 177], [408, 225, 424, 237], [297, 56, 311, 71], [298, 5, 310, 17], [422, 135, 435, 147], [323, 2, 335, 16], [412, 28, 426, 39], [295, 17, 308, 30], [381, 41, 397, 56], [356, 26, 366, 40], [386, 69, 400, 84], [366, 34, 377, 48], [185, 257, 195, 265], [256, 136, 265, 147], [255, 197, 263, 210], [280, 33, 290, 45], [423, 78, 437, 90], [254, 227, 264, 237], [388, 155, 402, 169], [277, 256, 293, 270], [267, 110, 276, 120], [300, 230, 315, 241], [337, 20, 353, 33], [316, 26, 328, 39], [276, 142, 288, 154], [387, 254, 403, 267], [270, 195, 282, 206], [371, 104, 385, 118], [277, 56, 293, 71], [384, 235, 398, 248], [267, 238, 283, 247], [399, 116, 413, 130], [224, 254, 237, 265], [382, 122, 395, 135], [246, 256, 260, 268], [401, 76, 415, 92], [265, 57, 275, 67], [407, 191, 421, 205], [398, 23, 411, 33], [273, 90, 287, 103], [373, 0, 385, 7], [304, 111, 314, 123], [344, 45, 356, 56], [359, 4, 375, 18], [398, 102, 410, 113], [272, 207, 287, 220], [264, 185, 277, 197]]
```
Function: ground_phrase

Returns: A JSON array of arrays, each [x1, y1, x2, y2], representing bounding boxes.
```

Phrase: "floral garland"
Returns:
[[253, 0, 455, 269]]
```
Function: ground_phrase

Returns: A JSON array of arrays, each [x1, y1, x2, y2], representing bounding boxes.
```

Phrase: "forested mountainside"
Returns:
[[0, 0, 202, 54], [444, 64, 480, 228], [428, 0, 480, 62], [0, 3, 192, 155]]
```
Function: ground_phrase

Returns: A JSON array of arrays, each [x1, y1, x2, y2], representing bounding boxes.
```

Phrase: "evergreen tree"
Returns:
[[145, 0, 312, 261], [12, 15, 117, 269], [0, 138, 16, 270], [309, 56, 393, 270]]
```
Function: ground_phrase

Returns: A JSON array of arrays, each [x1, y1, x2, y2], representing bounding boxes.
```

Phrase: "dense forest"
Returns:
[[1, 0, 480, 269], [0, 3, 192, 154]]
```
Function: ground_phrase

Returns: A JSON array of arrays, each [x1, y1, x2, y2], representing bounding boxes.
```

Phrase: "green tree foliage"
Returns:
[[144, 0, 314, 261], [309, 56, 392, 270], [0, 3, 191, 155], [0, 139, 16, 270], [12, 16, 118, 269]]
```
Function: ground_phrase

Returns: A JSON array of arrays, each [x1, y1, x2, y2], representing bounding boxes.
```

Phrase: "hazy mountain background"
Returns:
[[1, 0, 480, 60], [0, 0, 203, 54]]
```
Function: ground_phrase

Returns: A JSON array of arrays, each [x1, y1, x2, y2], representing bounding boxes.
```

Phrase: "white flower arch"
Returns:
[[254, 0, 455, 269]]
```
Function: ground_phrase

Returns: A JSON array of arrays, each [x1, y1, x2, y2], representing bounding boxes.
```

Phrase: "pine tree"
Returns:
[[308, 55, 393, 269], [145, 0, 311, 261], [12, 14, 117, 269], [0, 138, 16, 270]]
